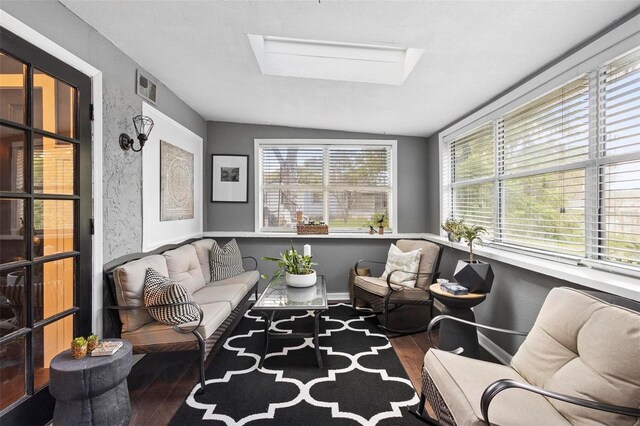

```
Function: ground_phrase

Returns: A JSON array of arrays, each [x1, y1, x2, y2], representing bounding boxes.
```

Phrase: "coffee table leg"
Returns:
[[259, 311, 274, 369], [313, 310, 325, 368]]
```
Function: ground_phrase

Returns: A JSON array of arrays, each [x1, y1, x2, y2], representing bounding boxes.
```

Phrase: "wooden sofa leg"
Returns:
[[193, 330, 207, 395]]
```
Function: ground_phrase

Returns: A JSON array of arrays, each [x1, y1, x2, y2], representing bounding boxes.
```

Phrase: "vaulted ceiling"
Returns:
[[61, 0, 640, 136]]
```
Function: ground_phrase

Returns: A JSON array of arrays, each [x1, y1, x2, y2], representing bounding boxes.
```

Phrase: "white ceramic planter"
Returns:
[[285, 270, 317, 288]]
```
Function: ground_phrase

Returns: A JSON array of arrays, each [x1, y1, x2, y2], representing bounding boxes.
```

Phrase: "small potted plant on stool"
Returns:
[[87, 334, 100, 352], [453, 224, 494, 293], [71, 337, 88, 359]]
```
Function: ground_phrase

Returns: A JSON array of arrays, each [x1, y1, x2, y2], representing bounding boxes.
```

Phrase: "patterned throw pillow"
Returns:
[[143, 268, 199, 325], [209, 239, 245, 281], [380, 244, 422, 288]]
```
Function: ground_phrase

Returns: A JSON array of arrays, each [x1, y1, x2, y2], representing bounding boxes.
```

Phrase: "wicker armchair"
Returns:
[[410, 287, 640, 425], [352, 240, 443, 335]]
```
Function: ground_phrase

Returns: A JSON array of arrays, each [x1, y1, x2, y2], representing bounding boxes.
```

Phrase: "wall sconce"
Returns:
[[119, 115, 154, 152]]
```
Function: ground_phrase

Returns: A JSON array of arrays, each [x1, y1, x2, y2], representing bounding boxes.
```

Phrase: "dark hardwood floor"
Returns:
[[126, 303, 497, 425]]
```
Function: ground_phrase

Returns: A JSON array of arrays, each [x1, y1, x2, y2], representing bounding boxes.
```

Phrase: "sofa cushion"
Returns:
[[380, 244, 422, 287], [209, 239, 245, 281], [113, 254, 168, 332], [354, 275, 430, 303], [122, 301, 232, 347], [143, 268, 199, 325], [424, 349, 570, 426], [192, 284, 248, 310], [511, 287, 640, 425], [396, 240, 440, 290], [212, 270, 260, 293], [192, 239, 216, 282], [163, 244, 206, 294]]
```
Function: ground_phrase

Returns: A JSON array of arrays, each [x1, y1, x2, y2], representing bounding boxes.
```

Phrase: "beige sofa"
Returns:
[[413, 287, 640, 425], [104, 238, 259, 394]]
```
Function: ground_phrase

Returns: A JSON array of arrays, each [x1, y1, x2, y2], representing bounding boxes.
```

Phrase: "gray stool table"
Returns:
[[49, 339, 132, 426]]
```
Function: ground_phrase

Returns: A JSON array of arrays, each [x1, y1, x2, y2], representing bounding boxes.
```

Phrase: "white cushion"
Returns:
[[192, 239, 216, 281], [192, 284, 248, 310], [113, 255, 168, 332], [163, 244, 206, 294], [380, 243, 422, 287]]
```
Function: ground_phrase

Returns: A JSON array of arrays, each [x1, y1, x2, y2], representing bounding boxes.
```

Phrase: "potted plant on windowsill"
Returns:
[[441, 218, 464, 242], [453, 224, 495, 293], [372, 210, 389, 235], [262, 243, 318, 287]]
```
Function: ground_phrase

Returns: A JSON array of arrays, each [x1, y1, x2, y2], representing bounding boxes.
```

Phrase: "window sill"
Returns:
[[421, 234, 640, 302], [203, 231, 427, 240]]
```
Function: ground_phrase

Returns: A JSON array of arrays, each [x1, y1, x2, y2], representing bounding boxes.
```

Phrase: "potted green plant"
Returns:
[[372, 210, 389, 235], [262, 243, 317, 287], [441, 217, 464, 242], [87, 333, 100, 352], [453, 224, 494, 293], [71, 337, 88, 359]]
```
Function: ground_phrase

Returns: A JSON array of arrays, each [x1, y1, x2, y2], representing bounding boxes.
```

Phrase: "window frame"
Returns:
[[440, 39, 640, 278], [254, 139, 398, 234]]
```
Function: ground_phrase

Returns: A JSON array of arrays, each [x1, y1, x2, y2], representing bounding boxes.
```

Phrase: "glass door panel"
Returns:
[[0, 125, 26, 192], [33, 316, 73, 391], [0, 267, 27, 336], [0, 199, 26, 264], [33, 258, 74, 322], [0, 336, 26, 411], [33, 135, 75, 195], [33, 199, 74, 257], [32, 68, 76, 139], [0, 53, 26, 125]]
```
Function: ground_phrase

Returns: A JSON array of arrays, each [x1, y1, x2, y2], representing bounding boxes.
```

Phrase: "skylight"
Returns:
[[247, 34, 424, 85]]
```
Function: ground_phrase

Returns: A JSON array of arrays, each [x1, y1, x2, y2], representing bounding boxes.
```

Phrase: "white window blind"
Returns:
[[447, 123, 495, 234], [595, 48, 640, 266], [442, 44, 640, 273], [259, 142, 394, 232], [500, 77, 589, 256]]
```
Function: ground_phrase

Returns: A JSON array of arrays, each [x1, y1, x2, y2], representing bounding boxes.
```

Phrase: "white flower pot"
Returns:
[[285, 270, 317, 288]]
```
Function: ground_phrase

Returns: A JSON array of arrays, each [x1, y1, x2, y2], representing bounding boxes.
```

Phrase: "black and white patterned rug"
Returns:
[[169, 304, 422, 425]]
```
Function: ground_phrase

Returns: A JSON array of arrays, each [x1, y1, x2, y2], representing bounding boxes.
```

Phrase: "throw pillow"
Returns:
[[209, 238, 245, 281], [143, 268, 199, 325], [380, 244, 422, 288]]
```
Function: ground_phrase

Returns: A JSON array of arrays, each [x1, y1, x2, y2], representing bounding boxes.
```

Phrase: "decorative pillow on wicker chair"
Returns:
[[209, 238, 245, 281], [143, 268, 199, 325], [380, 244, 422, 288]]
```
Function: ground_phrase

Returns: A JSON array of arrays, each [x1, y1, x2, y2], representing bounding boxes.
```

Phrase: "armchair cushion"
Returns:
[[354, 276, 430, 303], [380, 244, 421, 287], [510, 287, 640, 425], [396, 240, 441, 290], [424, 349, 571, 426]]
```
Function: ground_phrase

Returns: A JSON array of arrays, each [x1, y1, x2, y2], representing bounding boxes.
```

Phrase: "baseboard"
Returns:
[[478, 332, 512, 365]]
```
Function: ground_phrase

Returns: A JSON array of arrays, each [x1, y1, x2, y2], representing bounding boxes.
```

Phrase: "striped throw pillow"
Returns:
[[143, 268, 199, 325], [209, 239, 245, 281]]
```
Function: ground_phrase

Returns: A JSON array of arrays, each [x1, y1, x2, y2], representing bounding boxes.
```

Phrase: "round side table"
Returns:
[[430, 284, 486, 359], [49, 339, 132, 426]]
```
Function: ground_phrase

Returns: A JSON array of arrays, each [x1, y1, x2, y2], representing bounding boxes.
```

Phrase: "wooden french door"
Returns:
[[0, 28, 92, 424]]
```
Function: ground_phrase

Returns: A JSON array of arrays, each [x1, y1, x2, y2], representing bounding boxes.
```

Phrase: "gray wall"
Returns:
[[206, 121, 431, 233], [205, 121, 432, 293], [2, 1, 207, 262]]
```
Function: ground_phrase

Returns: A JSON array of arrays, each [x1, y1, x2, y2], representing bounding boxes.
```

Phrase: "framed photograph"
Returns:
[[211, 154, 249, 203]]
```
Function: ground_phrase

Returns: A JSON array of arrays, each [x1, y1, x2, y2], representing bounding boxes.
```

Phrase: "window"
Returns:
[[257, 140, 396, 233], [443, 45, 640, 272]]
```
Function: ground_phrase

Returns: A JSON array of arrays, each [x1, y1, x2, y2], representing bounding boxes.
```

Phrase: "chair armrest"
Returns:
[[106, 301, 204, 333], [481, 379, 640, 425], [242, 256, 258, 271], [354, 259, 386, 275], [427, 315, 528, 354]]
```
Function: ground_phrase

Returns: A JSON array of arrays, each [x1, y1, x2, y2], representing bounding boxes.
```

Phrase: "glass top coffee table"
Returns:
[[253, 275, 328, 368]]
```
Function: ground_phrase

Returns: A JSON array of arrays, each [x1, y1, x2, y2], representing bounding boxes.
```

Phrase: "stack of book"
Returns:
[[91, 340, 123, 357], [440, 282, 469, 296]]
